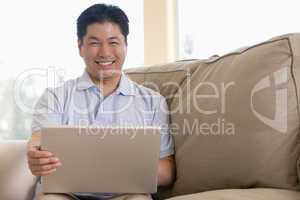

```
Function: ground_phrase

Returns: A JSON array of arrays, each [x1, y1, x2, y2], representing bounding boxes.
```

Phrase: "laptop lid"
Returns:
[[41, 126, 161, 193]]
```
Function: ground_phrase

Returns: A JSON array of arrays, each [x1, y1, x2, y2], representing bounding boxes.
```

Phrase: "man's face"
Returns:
[[78, 22, 127, 82]]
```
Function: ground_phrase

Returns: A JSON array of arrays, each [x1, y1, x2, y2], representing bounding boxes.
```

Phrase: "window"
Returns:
[[0, 0, 144, 140], [177, 0, 300, 59]]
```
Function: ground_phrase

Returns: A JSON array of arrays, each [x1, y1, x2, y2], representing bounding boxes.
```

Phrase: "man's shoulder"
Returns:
[[41, 78, 79, 100], [127, 77, 166, 109], [129, 78, 164, 99]]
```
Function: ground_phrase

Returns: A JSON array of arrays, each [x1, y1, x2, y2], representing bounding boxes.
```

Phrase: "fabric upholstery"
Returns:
[[0, 140, 37, 200], [127, 34, 300, 197], [166, 188, 300, 200]]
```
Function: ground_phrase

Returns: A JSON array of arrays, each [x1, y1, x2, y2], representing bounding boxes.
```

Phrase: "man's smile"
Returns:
[[94, 60, 116, 69]]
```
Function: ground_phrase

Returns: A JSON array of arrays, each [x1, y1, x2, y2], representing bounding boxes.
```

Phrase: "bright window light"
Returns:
[[0, 0, 144, 140], [177, 0, 300, 59]]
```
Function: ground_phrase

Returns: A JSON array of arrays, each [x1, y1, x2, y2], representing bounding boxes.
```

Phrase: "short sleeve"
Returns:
[[152, 96, 174, 159], [31, 88, 63, 133]]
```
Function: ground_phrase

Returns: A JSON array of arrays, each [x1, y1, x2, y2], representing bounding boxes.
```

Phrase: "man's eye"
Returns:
[[90, 42, 99, 46], [110, 41, 119, 45]]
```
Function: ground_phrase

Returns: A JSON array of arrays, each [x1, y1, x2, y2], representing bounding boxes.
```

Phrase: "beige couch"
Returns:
[[1, 33, 300, 200]]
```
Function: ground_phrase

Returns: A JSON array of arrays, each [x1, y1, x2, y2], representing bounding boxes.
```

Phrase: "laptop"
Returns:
[[41, 126, 161, 194]]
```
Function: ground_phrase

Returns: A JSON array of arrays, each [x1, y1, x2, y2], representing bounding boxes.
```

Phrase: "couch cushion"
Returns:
[[169, 34, 300, 196], [125, 60, 201, 105], [166, 188, 300, 200], [0, 140, 37, 200]]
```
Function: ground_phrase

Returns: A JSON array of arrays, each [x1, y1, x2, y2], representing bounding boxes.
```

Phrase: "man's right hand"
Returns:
[[27, 146, 62, 176]]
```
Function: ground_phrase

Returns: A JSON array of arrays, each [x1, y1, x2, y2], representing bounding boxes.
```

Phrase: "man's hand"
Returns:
[[27, 131, 62, 176], [27, 146, 62, 176], [158, 155, 175, 186]]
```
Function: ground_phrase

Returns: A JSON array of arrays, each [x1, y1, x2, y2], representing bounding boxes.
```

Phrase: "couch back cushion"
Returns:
[[169, 34, 300, 196], [0, 140, 36, 200], [126, 60, 201, 105], [127, 33, 300, 197]]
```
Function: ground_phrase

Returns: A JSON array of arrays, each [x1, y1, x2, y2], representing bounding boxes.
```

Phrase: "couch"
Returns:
[[1, 33, 300, 200]]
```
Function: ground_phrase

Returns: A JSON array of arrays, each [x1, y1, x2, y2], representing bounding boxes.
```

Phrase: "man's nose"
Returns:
[[97, 44, 112, 58]]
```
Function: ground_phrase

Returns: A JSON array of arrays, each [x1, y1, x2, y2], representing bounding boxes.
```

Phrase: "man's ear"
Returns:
[[78, 39, 83, 57]]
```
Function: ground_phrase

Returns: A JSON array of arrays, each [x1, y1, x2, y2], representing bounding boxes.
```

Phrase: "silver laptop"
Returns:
[[41, 126, 161, 194]]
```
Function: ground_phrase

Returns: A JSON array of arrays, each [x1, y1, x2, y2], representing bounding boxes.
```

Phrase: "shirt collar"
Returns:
[[115, 73, 136, 96], [76, 70, 95, 91], [76, 70, 136, 96]]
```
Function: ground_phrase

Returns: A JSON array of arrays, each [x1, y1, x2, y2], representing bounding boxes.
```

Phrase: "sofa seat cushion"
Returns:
[[166, 188, 300, 200]]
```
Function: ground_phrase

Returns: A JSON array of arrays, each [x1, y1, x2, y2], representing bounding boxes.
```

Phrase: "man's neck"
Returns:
[[92, 75, 121, 97]]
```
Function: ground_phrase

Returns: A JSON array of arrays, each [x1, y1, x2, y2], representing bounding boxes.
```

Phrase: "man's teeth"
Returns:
[[95, 61, 113, 65]]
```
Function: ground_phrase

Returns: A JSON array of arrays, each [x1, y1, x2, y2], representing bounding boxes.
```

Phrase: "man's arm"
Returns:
[[27, 88, 63, 177], [152, 96, 176, 186], [27, 131, 41, 150], [158, 155, 176, 186]]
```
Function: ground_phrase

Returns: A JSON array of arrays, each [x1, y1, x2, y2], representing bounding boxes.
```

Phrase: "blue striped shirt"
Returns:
[[32, 70, 174, 199]]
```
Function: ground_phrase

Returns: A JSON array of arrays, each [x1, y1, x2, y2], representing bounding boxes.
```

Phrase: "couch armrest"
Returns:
[[0, 140, 37, 200]]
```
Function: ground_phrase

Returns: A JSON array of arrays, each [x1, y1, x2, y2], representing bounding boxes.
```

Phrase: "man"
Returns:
[[27, 4, 175, 200]]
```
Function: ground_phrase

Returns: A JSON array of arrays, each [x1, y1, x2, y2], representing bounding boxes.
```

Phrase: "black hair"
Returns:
[[77, 4, 129, 43]]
